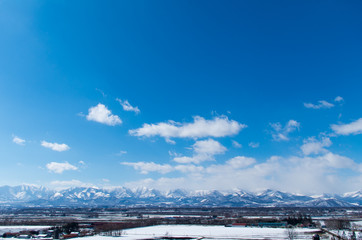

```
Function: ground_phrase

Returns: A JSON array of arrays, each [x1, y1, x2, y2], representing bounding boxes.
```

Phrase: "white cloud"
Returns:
[[41, 141, 70, 152], [173, 139, 227, 164], [172, 156, 196, 164], [193, 139, 227, 155], [168, 151, 179, 157], [124, 177, 186, 191], [124, 151, 361, 194], [319, 152, 355, 169], [86, 103, 122, 126], [270, 120, 300, 141], [248, 142, 260, 148], [304, 100, 334, 109], [95, 88, 106, 97], [116, 98, 140, 114], [226, 156, 256, 168], [165, 138, 176, 144], [46, 162, 78, 174], [129, 116, 246, 143], [232, 140, 242, 148], [334, 96, 344, 102], [13, 136, 25, 145], [206, 156, 256, 174], [174, 164, 204, 173], [331, 118, 362, 135], [121, 161, 173, 174], [50, 179, 92, 190], [301, 137, 332, 155]]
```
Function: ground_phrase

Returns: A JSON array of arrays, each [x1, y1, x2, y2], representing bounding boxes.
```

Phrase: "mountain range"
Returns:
[[0, 185, 361, 208]]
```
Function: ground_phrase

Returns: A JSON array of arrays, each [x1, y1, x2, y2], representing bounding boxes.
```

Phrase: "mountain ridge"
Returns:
[[0, 185, 361, 207]]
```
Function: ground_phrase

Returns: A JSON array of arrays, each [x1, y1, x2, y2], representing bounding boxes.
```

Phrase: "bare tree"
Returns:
[[324, 218, 350, 230], [286, 227, 297, 240]]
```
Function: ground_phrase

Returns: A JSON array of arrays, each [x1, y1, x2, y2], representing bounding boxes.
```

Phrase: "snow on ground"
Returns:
[[0, 225, 51, 234], [353, 220, 362, 226], [330, 230, 362, 239], [0, 225, 324, 240], [79, 225, 321, 240]]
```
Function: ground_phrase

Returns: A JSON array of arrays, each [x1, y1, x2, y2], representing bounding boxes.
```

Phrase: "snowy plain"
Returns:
[[0, 224, 326, 240], [0, 225, 51, 235], [80, 225, 321, 240]]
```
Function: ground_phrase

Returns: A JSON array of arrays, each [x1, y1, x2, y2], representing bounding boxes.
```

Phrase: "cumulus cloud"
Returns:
[[331, 118, 362, 135], [13, 136, 25, 145], [301, 137, 332, 155], [173, 139, 227, 164], [46, 162, 78, 174], [304, 100, 334, 109], [334, 96, 344, 102], [122, 139, 227, 174], [86, 103, 122, 126], [270, 120, 300, 141], [122, 123, 362, 194], [121, 161, 173, 174], [41, 141, 70, 152], [116, 98, 140, 114], [129, 116, 246, 143], [193, 139, 227, 155]]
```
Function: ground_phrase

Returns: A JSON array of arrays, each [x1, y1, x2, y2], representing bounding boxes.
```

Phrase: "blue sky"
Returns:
[[1, 0, 362, 194]]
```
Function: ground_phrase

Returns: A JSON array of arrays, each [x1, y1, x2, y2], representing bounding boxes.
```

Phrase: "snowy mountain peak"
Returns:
[[343, 190, 362, 198], [0, 185, 361, 207]]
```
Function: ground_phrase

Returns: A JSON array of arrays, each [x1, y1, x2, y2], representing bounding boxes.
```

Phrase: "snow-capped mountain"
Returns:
[[0, 185, 51, 203], [0, 185, 361, 207], [340, 190, 362, 206]]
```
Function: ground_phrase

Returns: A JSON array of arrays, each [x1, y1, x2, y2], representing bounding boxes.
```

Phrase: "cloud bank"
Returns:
[[301, 137, 332, 155], [124, 151, 361, 194]]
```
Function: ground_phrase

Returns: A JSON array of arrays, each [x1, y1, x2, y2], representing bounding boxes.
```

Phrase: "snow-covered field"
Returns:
[[81, 225, 321, 240], [0, 224, 326, 240], [0, 225, 50, 235]]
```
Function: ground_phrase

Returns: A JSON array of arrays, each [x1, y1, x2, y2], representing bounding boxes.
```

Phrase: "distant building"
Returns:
[[231, 223, 247, 227], [63, 232, 79, 239]]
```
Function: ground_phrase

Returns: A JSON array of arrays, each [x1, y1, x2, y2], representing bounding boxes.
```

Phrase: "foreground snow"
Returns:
[[0, 225, 50, 234], [79, 225, 321, 240]]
